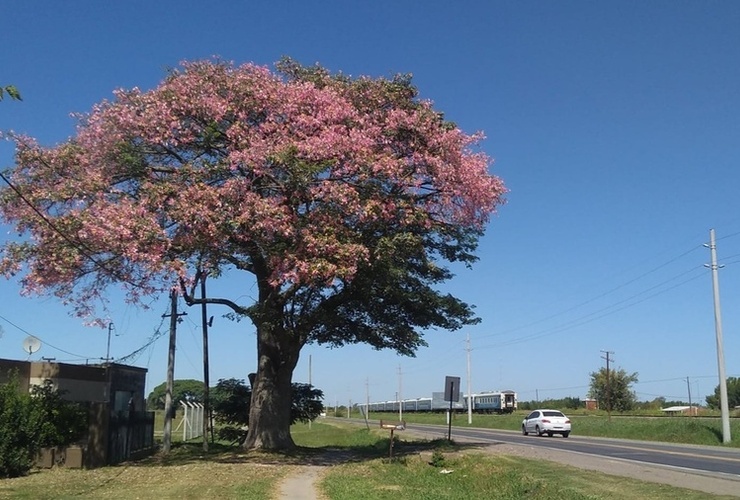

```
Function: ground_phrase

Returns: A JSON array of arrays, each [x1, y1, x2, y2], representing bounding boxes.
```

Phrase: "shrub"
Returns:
[[0, 378, 36, 477], [211, 377, 324, 444], [0, 377, 87, 478], [429, 450, 446, 467]]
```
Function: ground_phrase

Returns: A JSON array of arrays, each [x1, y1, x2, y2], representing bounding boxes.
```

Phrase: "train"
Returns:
[[364, 390, 517, 414]]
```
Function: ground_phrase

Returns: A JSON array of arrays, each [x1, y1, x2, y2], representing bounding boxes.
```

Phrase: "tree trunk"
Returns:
[[243, 308, 301, 451]]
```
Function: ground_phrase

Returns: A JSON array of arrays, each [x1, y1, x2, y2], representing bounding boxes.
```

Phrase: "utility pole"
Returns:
[[705, 228, 731, 443], [686, 376, 692, 412], [200, 273, 211, 452], [365, 377, 370, 430], [398, 364, 403, 422], [466, 333, 473, 425], [105, 322, 115, 364], [162, 289, 186, 454], [601, 350, 614, 421]]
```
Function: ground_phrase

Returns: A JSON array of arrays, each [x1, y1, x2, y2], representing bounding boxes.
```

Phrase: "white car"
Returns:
[[522, 409, 571, 438]]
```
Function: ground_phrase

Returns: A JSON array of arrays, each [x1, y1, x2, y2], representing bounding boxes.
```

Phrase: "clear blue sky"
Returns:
[[1, 1, 739, 407]]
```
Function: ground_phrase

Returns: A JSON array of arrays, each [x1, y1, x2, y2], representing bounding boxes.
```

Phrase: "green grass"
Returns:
[[297, 422, 736, 499], [1, 420, 736, 499], [365, 411, 740, 447], [0, 441, 290, 499], [319, 452, 732, 500]]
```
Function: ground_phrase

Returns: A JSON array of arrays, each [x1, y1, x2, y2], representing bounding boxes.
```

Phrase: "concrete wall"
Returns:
[[1, 358, 149, 468], [0, 359, 31, 392], [29, 362, 107, 402]]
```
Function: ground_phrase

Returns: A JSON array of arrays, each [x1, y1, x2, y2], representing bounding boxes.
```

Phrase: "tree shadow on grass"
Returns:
[[702, 424, 724, 443], [128, 436, 491, 468]]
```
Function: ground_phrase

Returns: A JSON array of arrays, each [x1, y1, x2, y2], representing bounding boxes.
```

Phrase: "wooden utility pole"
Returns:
[[162, 289, 185, 454], [686, 376, 692, 412], [200, 273, 211, 452]]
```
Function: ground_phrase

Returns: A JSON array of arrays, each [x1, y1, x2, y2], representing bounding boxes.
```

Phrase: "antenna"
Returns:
[[22, 336, 42, 356]]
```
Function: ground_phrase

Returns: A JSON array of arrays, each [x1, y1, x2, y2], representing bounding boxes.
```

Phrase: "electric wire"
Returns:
[[478, 265, 707, 349], [476, 244, 705, 342], [0, 311, 97, 360]]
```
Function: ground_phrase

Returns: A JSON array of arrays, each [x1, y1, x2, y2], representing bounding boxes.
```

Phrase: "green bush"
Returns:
[[0, 378, 35, 477], [429, 450, 446, 467], [0, 377, 87, 478], [29, 380, 87, 447]]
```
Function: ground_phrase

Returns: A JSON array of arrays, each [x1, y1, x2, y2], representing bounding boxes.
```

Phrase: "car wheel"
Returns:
[[535, 425, 543, 436], [563, 431, 570, 438], [547, 431, 553, 437], [522, 425, 528, 436]]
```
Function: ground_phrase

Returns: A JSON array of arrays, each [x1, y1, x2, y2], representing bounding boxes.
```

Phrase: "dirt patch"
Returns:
[[278, 466, 326, 500]]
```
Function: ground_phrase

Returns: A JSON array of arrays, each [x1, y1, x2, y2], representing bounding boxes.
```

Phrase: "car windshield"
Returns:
[[543, 411, 565, 417]]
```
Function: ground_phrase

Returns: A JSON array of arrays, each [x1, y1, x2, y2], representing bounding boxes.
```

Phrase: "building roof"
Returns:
[[661, 406, 692, 412]]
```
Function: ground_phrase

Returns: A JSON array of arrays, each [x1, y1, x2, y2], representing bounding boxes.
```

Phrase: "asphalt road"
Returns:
[[401, 420, 740, 479]]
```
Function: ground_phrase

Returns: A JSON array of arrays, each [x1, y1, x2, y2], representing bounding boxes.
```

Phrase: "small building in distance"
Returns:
[[0, 358, 153, 467], [661, 405, 699, 416], [583, 398, 598, 411]]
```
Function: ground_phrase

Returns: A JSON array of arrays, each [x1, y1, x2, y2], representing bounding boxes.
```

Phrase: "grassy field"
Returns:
[[0, 420, 737, 499], [295, 423, 730, 499], [360, 410, 740, 448]]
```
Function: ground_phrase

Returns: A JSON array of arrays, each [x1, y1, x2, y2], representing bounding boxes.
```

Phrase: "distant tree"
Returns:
[[211, 378, 323, 444], [0, 85, 21, 101], [146, 379, 205, 410], [291, 383, 325, 424], [705, 377, 740, 410], [515, 396, 581, 411], [662, 400, 689, 407], [633, 397, 695, 411], [517, 400, 534, 411], [588, 367, 638, 412], [561, 396, 582, 410]]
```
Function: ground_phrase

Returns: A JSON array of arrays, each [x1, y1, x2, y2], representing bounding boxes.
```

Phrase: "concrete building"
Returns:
[[0, 358, 153, 467]]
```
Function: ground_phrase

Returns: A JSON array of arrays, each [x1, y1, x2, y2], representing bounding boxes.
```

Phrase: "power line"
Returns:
[[0, 311, 96, 359], [476, 243, 705, 343], [478, 266, 707, 349], [0, 172, 144, 289], [115, 302, 170, 365]]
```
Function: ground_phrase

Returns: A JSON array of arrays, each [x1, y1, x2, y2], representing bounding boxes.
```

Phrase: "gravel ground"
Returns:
[[278, 465, 325, 500]]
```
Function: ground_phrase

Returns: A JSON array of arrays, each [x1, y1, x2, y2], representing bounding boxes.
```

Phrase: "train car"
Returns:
[[402, 397, 433, 412], [431, 391, 465, 412], [368, 401, 384, 412], [366, 390, 516, 414], [385, 400, 400, 412], [471, 390, 517, 413]]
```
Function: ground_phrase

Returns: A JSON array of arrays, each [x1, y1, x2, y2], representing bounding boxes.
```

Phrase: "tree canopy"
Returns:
[[146, 379, 205, 410], [705, 377, 740, 410], [588, 367, 639, 412], [0, 59, 506, 450], [0, 85, 21, 101]]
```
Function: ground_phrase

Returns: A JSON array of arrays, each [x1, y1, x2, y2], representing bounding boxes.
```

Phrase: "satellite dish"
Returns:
[[22, 336, 42, 356]]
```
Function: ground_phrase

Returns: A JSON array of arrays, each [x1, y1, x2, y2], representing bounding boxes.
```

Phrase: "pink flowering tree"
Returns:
[[0, 59, 506, 450]]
